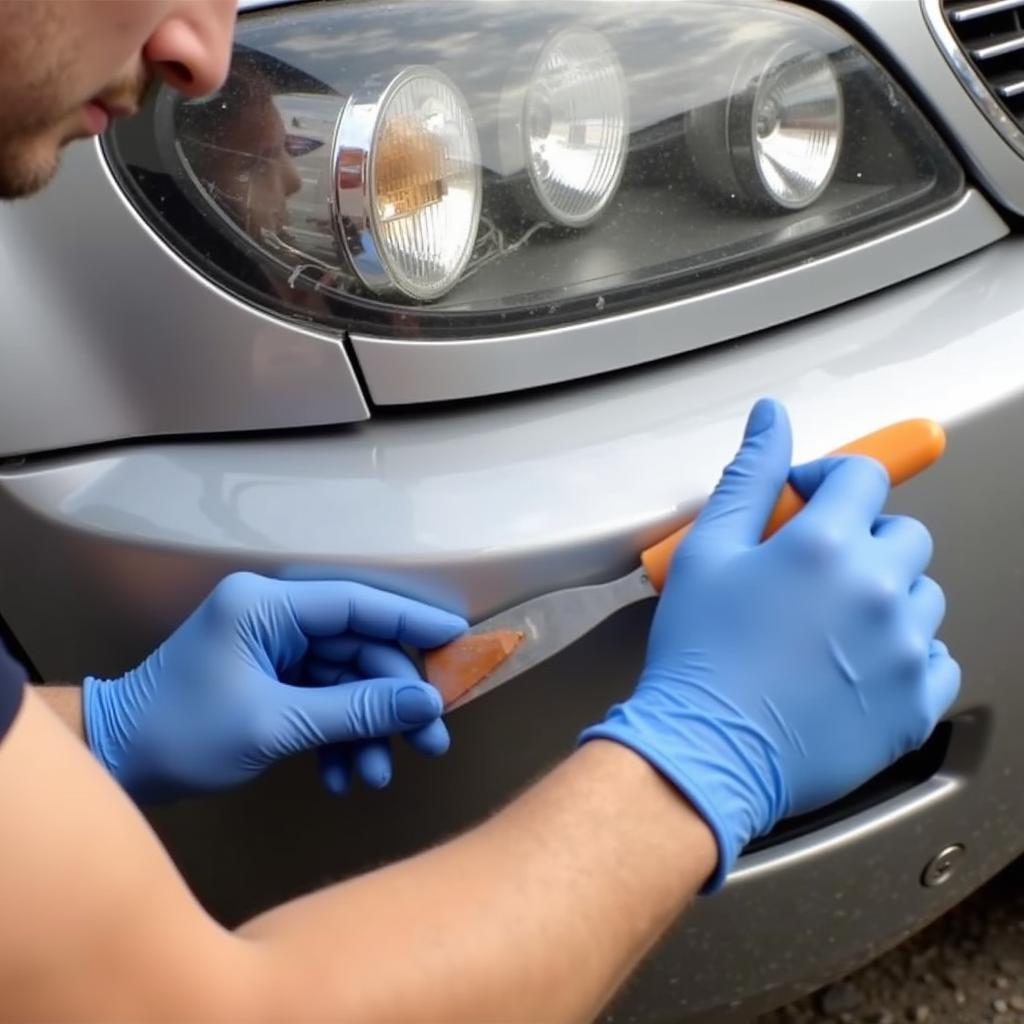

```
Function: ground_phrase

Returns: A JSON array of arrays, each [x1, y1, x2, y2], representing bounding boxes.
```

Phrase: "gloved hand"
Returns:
[[84, 573, 467, 802], [580, 399, 960, 890]]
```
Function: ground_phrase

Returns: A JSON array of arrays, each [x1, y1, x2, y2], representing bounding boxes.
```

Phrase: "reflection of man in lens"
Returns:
[[182, 64, 302, 241]]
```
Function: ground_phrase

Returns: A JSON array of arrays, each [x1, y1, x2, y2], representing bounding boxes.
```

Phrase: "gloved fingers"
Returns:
[[318, 744, 354, 797], [314, 666, 363, 796], [288, 677, 443, 744], [354, 740, 393, 789], [319, 721, 449, 794], [403, 718, 451, 758], [923, 639, 961, 723], [872, 515, 934, 582], [308, 636, 362, 664], [689, 398, 793, 551], [304, 657, 352, 686], [908, 575, 946, 637], [788, 455, 890, 535], [276, 579, 467, 649], [309, 637, 423, 684], [279, 661, 307, 687], [301, 652, 446, 765]]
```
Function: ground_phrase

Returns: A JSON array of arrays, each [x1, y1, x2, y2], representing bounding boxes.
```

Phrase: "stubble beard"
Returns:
[[0, 128, 64, 199], [0, 65, 149, 200]]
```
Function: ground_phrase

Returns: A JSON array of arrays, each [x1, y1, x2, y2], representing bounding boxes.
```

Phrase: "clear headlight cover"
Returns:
[[751, 46, 843, 208], [105, 0, 963, 339], [335, 66, 482, 300], [522, 29, 629, 227]]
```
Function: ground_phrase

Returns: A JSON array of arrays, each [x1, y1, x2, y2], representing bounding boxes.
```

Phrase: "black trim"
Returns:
[[745, 721, 953, 854]]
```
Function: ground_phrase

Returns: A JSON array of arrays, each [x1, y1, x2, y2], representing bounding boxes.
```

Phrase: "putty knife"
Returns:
[[425, 419, 946, 711]]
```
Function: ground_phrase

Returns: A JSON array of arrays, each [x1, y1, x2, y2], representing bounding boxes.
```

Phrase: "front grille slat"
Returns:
[[971, 30, 1024, 60], [941, 0, 1024, 143], [996, 74, 1024, 96], [950, 0, 1024, 23]]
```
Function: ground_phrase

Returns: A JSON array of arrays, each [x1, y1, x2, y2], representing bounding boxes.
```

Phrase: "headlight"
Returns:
[[522, 29, 628, 227], [106, 2, 963, 336], [748, 46, 842, 209], [334, 67, 482, 300], [690, 43, 843, 210]]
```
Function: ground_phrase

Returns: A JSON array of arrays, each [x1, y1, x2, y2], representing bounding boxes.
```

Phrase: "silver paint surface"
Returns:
[[0, 143, 368, 459], [1, 0, 1023, 1018], [2, 238, 1023, 1018]]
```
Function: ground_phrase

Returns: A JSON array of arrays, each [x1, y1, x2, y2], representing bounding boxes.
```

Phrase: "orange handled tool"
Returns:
[[640, 418, 946, 591], [427, 419, 947, 710]]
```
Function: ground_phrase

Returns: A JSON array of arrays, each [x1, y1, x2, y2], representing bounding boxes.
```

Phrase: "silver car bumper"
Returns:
[[2, 233, 1023, 1018]]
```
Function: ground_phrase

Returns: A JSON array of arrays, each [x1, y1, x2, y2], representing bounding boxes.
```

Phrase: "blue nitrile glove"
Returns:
[[580, 399, 960, 890], [84, 573, 467, 802]]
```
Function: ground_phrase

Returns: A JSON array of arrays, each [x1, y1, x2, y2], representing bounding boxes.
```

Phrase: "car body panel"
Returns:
[[0, 143, 368, 460], [0, 0, 1012, 454], [2, 237, 1023, 1018], [2, 1, 1023, 1019]]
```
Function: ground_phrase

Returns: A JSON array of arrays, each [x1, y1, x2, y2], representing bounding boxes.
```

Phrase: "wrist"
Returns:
[[83, 673, 157, 796], [579, 691, 786, 891], [584, 738, 718, 846], [568, 739, 718, 887], [84, 673, 174, 802], [82, 675, 121, 777], [33, 684, 86, 741]]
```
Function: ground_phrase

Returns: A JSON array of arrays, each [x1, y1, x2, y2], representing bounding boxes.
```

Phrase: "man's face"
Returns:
[[0, 0, 236, 199]]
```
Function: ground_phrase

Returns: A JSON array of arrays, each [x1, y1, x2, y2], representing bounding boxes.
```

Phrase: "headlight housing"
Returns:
[[105, 1, 963, 339]]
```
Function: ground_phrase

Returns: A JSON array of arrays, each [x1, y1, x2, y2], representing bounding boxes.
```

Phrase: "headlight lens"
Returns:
[[750, 47, 842, 208], [105, 2, 963, 337], [335, 67, 482, 300], [523, 29, 628, 227], [687, 42, 844, 211]]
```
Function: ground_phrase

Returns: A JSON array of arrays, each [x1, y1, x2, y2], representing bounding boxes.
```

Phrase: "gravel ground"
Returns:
[[758, 860, 1024, 1024]]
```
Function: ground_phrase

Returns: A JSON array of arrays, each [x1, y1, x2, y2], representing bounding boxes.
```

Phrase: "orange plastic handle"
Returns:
[[640, 419, 946, 592]]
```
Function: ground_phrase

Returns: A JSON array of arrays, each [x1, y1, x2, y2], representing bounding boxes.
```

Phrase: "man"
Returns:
[[0, 3, 959, 1020]]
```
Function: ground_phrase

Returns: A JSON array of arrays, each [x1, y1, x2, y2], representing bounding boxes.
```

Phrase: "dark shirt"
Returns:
[[0, 637, 25, 742]]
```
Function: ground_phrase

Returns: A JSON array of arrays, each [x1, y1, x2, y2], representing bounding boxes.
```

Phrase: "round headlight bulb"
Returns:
[[333, 66, 481, 301], [742, 46, 842, 209], [522, 29, 628, 228], [687, 44, 843, 211]]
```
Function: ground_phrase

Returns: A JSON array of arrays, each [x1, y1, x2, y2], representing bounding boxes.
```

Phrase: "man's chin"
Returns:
[[0, 143, 61, 200]]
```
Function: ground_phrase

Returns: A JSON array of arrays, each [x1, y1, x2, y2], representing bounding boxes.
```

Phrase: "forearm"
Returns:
[[0, 688, 261, 1023], [35, 684, 84, 739], [3, 688, 715, 1024], [240, 740, 716, 1024]]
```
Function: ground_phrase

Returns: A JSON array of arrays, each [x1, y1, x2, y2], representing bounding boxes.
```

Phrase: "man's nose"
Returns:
[[284, 157, 303, 198], [144, 0, 237, 98]]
